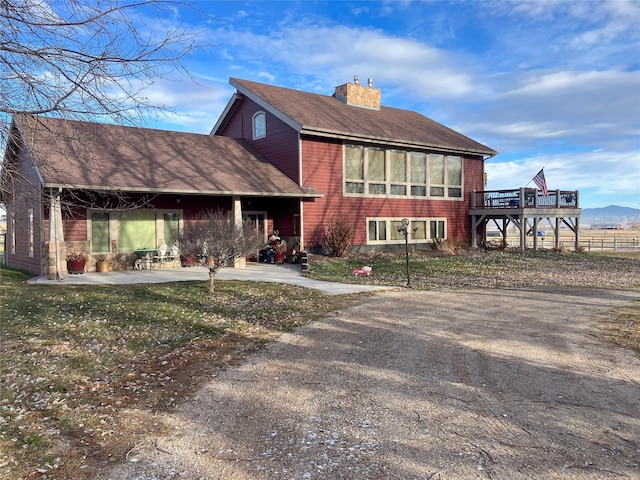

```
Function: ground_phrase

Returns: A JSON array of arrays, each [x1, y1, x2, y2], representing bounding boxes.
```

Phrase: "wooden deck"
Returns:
[[469, 188, 582, 251]]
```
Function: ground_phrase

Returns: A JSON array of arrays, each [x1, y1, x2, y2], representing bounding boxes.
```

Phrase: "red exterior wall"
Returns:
[[5, 146, 45, 274], [300, 137, 485, 249], [219, 97, 300, 182]]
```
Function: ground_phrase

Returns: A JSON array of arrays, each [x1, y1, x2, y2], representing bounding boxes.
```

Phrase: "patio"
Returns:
[[28, 262, 393, 295]]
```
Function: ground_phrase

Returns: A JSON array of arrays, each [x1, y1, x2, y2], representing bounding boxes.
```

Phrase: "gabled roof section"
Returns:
[[221, 78, 496, 157], [13, 114, 320, 198]]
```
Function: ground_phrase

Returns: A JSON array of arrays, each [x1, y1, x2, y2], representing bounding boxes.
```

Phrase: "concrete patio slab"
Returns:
[[27, 262, 393, 295]]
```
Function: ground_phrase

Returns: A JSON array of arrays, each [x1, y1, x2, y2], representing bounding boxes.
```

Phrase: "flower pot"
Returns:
[[181, 255, 196, 267], [67, 259, 86, 274], [96, 260, 110, 272]]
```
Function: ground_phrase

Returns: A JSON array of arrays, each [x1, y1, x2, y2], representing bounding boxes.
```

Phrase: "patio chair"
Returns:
[[153, 244, 168, 267]]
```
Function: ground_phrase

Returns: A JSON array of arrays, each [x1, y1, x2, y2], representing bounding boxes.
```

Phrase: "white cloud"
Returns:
[[486, 149, 640, 196]]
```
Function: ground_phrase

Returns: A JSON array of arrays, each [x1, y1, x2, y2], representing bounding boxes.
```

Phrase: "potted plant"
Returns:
[[95, 256, 110, 272], [66, 252, 87, 274], [273, 242, 287, 264]]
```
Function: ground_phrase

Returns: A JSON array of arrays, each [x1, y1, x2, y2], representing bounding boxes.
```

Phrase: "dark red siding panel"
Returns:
[[5, 147, 45, 274], [219, 97, 300, 182], [300, 138, 486, 249]]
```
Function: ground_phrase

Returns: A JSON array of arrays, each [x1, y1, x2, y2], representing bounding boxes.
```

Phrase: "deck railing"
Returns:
[[471, 188, 579, 209]]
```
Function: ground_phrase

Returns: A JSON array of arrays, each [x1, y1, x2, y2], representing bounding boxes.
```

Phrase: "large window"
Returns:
[[367, 217, 447, 245], [252, 111, 266, 140], [344, 145, 463, 199], [91, 212, 110, 253], [90, 210, 182, 253]]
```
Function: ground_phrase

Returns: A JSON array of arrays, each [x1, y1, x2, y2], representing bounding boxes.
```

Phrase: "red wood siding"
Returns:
[[300, 138, 485, 249], [219, 97, 300, 182], [5, 147, 45, 274]]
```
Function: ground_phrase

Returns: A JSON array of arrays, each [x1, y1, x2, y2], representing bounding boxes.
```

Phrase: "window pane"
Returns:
[[448, 187, 462, 198], [369, 183, 386, 195], [368, 220, 377, 241], [430, 186, 445, 197], [411, 152, 426, 183], [412, 221, 427, 240], [91, 212, 110, 252], [346, 182, 364, 194], [378, 221, 387, 240], [390, 221, 404, 241], [368, 148, 385, 181], [28, 209, 34, 256], [447, 156, 462, 186], [430, 220, 445, 239], [118, 211, 156, 251], [164, 213, 180, 245], [345, 145, 364, 180], [429, 154, 444, 184], [253, 112, 266, 138], [390, 185, 406, 195], [390, 150, 406, 182], [411, 185, 426, 196]]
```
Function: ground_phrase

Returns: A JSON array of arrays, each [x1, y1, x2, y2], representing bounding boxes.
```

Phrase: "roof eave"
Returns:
[[299, 127, 497, 157], [229, 78, 303, 133], [210, 93, 242, 135], [42, 183, 323, 199]]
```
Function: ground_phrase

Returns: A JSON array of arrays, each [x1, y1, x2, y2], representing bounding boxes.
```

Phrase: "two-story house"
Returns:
[[1, 77, 497, 277]]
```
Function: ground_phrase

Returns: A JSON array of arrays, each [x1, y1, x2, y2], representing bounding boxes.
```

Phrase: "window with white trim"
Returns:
[[344, 145, 463, 199], [10, 212, 15, 254], [367, 217, 447, 245], [252, 111, 266, 140], [89, 210, 182, 253], [28, 208, 34, 257]]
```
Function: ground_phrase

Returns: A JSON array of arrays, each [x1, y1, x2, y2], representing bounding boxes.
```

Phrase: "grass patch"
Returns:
[[1, 250, 639, 479], [598, 302, 640, 355], [0, 268, 348, 480]]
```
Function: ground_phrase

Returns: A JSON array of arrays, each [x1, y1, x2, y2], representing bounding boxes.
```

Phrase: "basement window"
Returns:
[[367, 217, 446, 245]]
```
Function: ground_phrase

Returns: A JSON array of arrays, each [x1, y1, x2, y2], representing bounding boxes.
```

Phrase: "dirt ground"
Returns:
[[105, 287, 640, 480]]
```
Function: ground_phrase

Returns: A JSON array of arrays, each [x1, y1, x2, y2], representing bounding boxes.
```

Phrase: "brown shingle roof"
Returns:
[[15, 114, 318, 197], [228, 78, 496, 157]]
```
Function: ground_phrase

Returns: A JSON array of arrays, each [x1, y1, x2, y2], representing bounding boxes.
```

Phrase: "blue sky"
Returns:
[[144, 0, 639, 209]]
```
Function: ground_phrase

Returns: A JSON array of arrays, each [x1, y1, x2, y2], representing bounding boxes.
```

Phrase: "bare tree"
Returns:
[[178, 209, 266, 293], [0, 0, 204, 205]]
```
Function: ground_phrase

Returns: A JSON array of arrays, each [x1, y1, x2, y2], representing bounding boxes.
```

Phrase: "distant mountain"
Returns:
[[581, 205, 640, 227]]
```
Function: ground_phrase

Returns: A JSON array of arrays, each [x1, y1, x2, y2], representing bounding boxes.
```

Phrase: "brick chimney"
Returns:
[[334, 75, 381, 110]]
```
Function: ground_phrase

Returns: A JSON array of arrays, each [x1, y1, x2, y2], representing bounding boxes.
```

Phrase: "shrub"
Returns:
[[321, 217, 354, 257], [430, 238, 469, 255]]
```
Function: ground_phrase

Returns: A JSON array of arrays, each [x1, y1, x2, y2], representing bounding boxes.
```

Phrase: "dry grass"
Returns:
[[1, 250, 639, 479], [0, 270, 352, 480]]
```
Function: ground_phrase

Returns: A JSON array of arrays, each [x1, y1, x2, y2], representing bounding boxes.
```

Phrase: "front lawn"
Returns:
[[1, 250, 638, 479], [0, 269, 348, 479]]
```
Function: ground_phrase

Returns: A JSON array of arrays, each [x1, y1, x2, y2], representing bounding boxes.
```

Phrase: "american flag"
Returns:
[[533, 168, 548, 196]]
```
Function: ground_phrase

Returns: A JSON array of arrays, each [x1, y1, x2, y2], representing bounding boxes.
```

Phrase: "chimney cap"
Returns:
[[368, 78, 373, 87], [353, 75, 360, 84]]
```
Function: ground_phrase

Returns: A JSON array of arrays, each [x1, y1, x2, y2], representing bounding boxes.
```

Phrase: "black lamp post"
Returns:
[[397, 218, 418, 288]]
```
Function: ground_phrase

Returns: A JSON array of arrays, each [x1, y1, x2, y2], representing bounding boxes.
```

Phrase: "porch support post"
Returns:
[[519, 215, 527, 252], [49, 190, 65, 280], [231, 196, 246, 268]]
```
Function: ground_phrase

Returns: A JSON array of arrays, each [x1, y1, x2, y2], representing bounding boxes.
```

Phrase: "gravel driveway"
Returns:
[[106, 287, 640, 480]]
